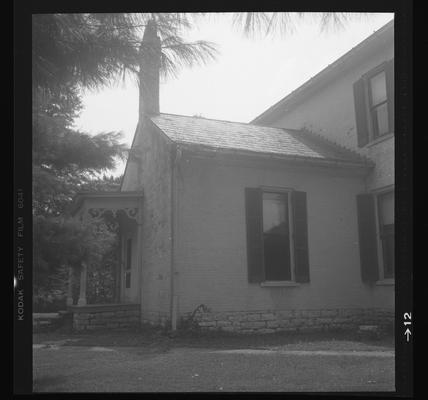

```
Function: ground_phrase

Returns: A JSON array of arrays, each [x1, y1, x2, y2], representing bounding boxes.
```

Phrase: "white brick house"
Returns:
[[70, 19, 394, 333]]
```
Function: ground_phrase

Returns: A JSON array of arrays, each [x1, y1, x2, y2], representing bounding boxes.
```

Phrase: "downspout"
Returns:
[[137, 194, 144, 306], [136, 121, 143, 308], [170, 143, 181, 330]]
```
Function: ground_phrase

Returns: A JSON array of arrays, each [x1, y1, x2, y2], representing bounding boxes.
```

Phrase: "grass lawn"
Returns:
[[33, 329, 395, 392], [33, 326, 394, 351], [33, 327, 395, 392]]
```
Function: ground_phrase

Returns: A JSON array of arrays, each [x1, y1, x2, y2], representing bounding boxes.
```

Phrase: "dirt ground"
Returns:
[[33, 329, 395, 393]]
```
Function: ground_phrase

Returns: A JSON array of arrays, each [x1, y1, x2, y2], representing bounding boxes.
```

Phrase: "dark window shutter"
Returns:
[[356, 194, 379, 283], [245, 188, 264, 283], [291, 191, 310, 283], [385, 59, 394, 133], [353, 78, 370, 147]]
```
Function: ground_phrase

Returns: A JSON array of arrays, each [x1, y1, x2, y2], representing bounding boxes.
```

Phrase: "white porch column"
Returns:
[[77, 262, 88, 306], [66, 266, 74, 306]]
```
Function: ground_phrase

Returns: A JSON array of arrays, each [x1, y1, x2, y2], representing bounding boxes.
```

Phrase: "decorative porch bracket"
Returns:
[[71, 191, 143, 224], [87, 206, 139, 222]]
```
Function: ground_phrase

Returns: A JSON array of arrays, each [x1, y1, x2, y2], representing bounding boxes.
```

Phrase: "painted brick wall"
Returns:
[[121, 121, 172, 324], [139, 123, 172, 323], [269, 40, 394, 192], [257, 40, 395, 308], [174, 156, 394, 318]]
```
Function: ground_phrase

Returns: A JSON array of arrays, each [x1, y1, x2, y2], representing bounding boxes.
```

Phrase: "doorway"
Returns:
[[122, 236, 133, 302]]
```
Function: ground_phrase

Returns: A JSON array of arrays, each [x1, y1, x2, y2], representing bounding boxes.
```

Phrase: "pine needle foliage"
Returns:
[[231, 12, 369, 38], [33, 13, 219, 91]]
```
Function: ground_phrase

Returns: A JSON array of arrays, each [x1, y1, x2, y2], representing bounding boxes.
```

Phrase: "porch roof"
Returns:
[[70, 191, 143, 222]]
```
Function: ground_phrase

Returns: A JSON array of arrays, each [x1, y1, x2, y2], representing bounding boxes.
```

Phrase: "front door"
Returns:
[[122, 236, 133, 302]]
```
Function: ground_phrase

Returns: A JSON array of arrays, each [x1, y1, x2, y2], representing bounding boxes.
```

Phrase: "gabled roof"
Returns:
[[252, 19, 394, 125], [150, 113, 371, 166]]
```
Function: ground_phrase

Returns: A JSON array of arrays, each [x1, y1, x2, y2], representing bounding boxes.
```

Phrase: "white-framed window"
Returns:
[[356, 186, 394, 284], [368, 70, 390, 139], [375, 189, 395, 280], [245, 187, 310, 284], [262, 190, 294, 281], [353, 59, 394, 147]]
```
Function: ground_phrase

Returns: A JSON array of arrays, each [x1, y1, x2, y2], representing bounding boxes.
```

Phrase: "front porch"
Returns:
[[68, 191, 144, 330]]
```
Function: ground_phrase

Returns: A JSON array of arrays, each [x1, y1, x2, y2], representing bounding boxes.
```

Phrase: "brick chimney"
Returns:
[[138, 19, 161, 118]]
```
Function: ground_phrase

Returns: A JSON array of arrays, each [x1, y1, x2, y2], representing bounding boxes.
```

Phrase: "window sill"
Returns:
[[366, 132, 394, 148], [375, 278, 395, 286], [260, 281, 301, 287]]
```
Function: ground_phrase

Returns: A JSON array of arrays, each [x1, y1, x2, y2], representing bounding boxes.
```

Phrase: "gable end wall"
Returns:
[[122, 121, 173, 325], [268, 41, 394, 193]]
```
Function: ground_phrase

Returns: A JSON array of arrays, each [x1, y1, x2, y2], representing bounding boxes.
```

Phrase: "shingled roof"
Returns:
[[150, 113, 372, 166]]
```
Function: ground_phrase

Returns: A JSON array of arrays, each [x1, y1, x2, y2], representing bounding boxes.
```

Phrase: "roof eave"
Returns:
[[176, 142, 374, 171]]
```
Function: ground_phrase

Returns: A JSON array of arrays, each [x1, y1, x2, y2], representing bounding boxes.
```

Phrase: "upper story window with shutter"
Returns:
[[369, 71, 389, 138], [245, 187, 310, 285], [353, 59, 394, 147]]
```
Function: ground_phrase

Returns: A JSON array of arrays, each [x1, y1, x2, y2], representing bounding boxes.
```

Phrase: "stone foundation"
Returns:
[[141, 310, 170, 327], [186, 308, 394, 334], [68, 305, 393, 334], [68, 303, 140, 331], [33, 313, 61, 332]]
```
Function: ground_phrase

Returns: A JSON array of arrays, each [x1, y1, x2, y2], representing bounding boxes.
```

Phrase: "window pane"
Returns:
[[262, 192, 291, 281], [382, 231, 394, 279], [373, 103, 389, 137], [263, 192, 288, 234], [378, 191, 394, 225], [378, 191, 394, 279], [370, 71, 387, 105], [264, 235, 291, 280], [125, 272, 131, 288]]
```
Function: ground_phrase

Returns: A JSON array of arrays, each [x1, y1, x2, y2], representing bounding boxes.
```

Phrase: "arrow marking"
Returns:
[[404, 328, 411, 342]]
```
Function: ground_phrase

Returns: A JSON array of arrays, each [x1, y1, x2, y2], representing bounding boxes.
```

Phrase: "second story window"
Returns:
[[369, 71, 389, 138], [353, 59, 394, 147]]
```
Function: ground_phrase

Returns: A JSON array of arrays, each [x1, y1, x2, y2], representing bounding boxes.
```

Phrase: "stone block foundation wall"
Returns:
[[33, 313, 62, 332], [141, 311, 170, 327], [69, 303, 140, 331], [188, 308, 394, 334]]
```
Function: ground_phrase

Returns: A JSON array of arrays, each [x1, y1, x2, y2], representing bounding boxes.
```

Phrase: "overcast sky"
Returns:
[[73, 12, 393, 174]]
